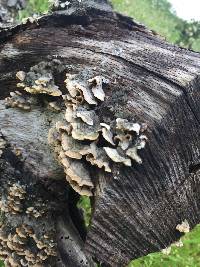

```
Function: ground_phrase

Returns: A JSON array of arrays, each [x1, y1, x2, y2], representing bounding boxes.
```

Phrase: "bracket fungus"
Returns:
[[14, 65, 148, 197], [86, 142, 112, 173], [61, 133, 90, 159], [48, 71, 148, 196], [0, 135, 6, 158], [0, 183, 26, 215], [161, 240, 183, 255], [16, 61, 63, 97], [65, 74, 98, 105], [48, 101, 61, 112], [176, 220, 190, 233], [5, 91, 31, 111], [100, 123, 115, 146], [0, 174, 59, 267]]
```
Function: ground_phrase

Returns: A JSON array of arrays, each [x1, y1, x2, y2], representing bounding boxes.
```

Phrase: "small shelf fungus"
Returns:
[[0, 134, 6, 157], [48, 72, 148, 197], [0, 179, 58, 266], [16, 61, 62, 97], [176, 220, 190, 233], [0, 183, 26, 215], [49, 0, 71, 9], [5, 91, 31, 111], [161, 240, 183, 255]]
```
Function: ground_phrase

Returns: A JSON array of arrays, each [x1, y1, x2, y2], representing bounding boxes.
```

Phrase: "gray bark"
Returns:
[[0, 0, 200, 267]]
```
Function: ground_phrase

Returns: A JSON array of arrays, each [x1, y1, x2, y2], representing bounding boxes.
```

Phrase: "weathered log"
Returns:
[[0, 0, 200, 267]]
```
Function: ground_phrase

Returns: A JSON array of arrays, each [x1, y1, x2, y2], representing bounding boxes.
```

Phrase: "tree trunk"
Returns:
[[0, 1, 200, 267]]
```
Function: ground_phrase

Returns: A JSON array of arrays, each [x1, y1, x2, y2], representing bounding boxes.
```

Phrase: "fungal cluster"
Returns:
[[162, 240, 183, 255], [48, 73, 148, 196], [0, 134, 6, 157], [16, 61, 62, 97], [0, 223, 56, 266], [49, 0, 85, 9], [5, 91, 31, 111], [0, 177, 58, 267], [49, 0, 71, 8], [25, 206, 45, 219], [0, 183, 26, 215], [15, 63, 147, 197], [176, 220, 190, 233], [162, 220, 191, 255]]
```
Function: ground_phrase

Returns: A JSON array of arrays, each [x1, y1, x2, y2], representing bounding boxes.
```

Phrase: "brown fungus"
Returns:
[[0, 171, 59, 266], [16, 61, 62, 97], [114, 133, 132, 150], [49, 71, 148, 197], [65, 105, 77, 123], [16, 71, 26, 82], [76, 108, 97, 126], [0, 183, 26, 215], [71, 121, 100, 141], [63, 92, 84, 107], [126, 135, 148, 164], [55, 121, 72, 135], [61, 133, 90, 159], [48, 101, 61, 112], [0, 135, 6, 157], [86, 143, 111, 173], [65, 160, 94, 196], [5, 91, 31, 111]]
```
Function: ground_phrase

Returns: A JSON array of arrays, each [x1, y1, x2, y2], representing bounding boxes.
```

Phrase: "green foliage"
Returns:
[[176, 21, 200, 49], [18, 0, 49, 20], [77, 196, 92, 227], [129, 225, 200, 267], [112, 0, 182, 44], [112, 0, 200, 51]]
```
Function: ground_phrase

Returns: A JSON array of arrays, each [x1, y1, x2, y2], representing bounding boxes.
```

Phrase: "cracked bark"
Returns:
[[0, 0, 200, 266]]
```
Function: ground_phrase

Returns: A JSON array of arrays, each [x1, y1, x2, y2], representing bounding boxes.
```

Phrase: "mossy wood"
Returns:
[[0, 0, 200, 266]]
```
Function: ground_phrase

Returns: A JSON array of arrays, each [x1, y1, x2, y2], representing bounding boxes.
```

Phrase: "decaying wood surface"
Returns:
[[0, 0, 200, 266]]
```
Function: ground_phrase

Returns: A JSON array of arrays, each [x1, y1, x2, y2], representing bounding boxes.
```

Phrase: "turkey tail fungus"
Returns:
[[0, 0, 200, 266]]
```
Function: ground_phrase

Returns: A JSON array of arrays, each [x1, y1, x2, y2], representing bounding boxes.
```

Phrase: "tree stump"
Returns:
[[0, 0, 200, 266]]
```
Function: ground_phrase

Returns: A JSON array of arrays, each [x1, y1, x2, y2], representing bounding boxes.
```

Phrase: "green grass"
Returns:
[[129, 225, 200, 267], [112, 0, 200, 51], [112, 0, 182, 44], [77, 196, 91, 227], [18, 0, 49, 20]]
